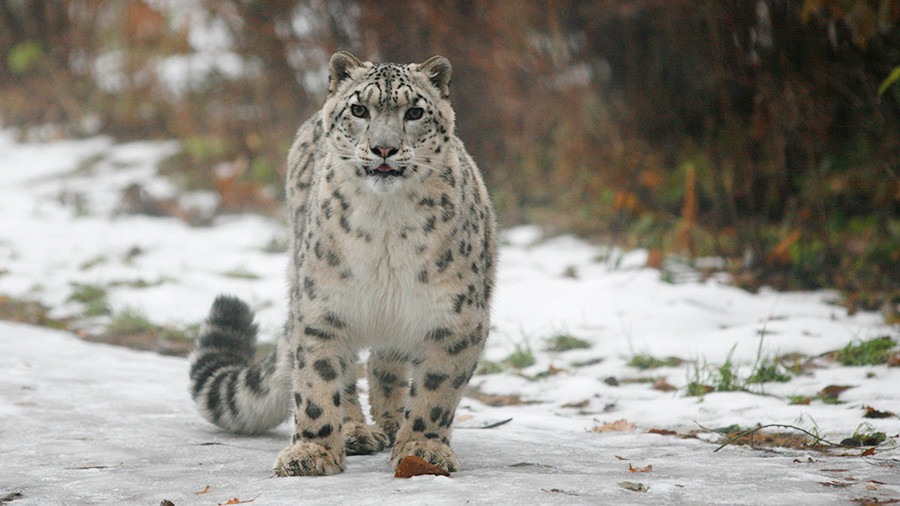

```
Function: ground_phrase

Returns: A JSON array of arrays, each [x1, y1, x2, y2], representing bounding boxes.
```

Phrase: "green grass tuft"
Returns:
[[628, 354, 683, 370], [745, 359, 792, 384], [544, 333, 591, 352], [842, 422, 888, 447], [221, 267, 262, 280], [67, 283, 110, 317], [504, 344, 536, 369], [684, 345, 757, 396], [106, 307, 156, 335], [96, 307, 197, 356], [834, 336, 896, 366], [476, 360, 505, 375], [714, 350, 742, 392]]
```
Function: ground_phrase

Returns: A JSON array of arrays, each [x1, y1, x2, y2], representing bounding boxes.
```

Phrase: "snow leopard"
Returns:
[[189, 51, 497, 476]]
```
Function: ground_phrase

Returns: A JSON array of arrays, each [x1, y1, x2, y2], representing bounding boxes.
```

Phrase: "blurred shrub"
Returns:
[[0, 0, 897, 307]]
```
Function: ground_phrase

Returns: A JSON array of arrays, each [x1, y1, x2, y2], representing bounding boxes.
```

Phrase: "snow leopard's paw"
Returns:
[[273, 441, 345, 477], [391, 438, 459, 473], [343, 421, 389, 455]]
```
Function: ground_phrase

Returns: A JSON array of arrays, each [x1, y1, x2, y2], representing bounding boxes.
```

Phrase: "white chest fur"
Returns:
[[323, 187, 448, 354]]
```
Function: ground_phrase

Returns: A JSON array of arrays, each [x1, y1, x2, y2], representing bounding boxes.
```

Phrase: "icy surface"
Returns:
[[1, 133, 898, 505]]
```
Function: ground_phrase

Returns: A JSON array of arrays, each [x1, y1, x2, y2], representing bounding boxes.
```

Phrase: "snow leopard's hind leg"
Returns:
[[189, 295, 291, 434], [340, 360, 390, 455], [367, 351, 409, 445]]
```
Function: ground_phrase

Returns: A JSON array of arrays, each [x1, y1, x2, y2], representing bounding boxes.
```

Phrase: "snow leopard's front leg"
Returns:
[[390, 322, 486, 472], [273, 313, 350, 477]]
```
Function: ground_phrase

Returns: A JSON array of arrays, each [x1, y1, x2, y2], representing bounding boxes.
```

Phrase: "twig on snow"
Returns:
[[695, 422, 845, 452]]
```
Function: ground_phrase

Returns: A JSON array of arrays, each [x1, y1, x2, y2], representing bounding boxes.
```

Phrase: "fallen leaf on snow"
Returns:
[[629, 464, 653, 473], [464, 389, 537, 406], [819, 480, 853, 488], [818, 385, 853, 400], [195, 485, 211, 495], [592, 419, 636, 432], [394, 455, 451, 478], [455, 414, 474, 422], [861, 447, 877, 457], [618, 481, 648, 493], [614, 455, 627, 461], [218, 496, 259, 505], [850, 498, 900, 505], [888, 352, 900, 367], [547, 365, 567, 375], [648, 428, 677, 436], [562, 399, 590, 409], [863, 406, 896, 419], [651, 378, 677, 392], [719, 429, 813, 450]]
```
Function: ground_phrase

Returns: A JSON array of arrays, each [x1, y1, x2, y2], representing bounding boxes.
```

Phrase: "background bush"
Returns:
[[1, 0, 897, 310]]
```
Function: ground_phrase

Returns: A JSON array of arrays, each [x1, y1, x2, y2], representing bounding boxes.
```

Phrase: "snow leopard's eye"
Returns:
[[350, 104, 369, 118], [404, 107, 424, 121]]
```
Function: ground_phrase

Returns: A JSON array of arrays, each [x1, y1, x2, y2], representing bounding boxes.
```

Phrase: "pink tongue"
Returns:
[[377, 163, 392, 172]]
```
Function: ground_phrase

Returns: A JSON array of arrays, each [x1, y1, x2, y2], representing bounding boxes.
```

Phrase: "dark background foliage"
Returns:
[[1, 0, 897, 313]]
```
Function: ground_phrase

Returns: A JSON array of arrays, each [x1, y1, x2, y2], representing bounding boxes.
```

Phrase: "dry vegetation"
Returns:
[[1, 0, 897, 310]]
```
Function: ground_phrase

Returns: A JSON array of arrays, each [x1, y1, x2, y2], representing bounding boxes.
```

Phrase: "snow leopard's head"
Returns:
[[322, 52, 455, 193]]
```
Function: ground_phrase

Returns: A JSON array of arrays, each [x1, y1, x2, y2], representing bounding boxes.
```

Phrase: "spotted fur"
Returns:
[[189, 52, 497, 476]]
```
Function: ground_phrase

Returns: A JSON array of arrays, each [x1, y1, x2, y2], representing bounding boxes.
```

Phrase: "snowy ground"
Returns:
[[1, 133, 898, 505]]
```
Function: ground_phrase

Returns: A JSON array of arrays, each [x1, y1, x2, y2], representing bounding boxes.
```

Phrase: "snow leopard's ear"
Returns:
[[419, 56, 452, 99], [328, 51, 364, 95]]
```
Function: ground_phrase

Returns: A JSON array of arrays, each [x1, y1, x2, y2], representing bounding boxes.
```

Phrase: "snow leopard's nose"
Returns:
[[371, 145, 398, 159]]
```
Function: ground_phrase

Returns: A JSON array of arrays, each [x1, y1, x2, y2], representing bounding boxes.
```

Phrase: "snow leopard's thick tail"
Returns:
[[189, 295, 290, 433]]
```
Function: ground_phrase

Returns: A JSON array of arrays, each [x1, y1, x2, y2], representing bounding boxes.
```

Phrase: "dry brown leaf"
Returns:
[[394, 455, 451, 478], [629, 463, 653, 473], [547, 364, 567, 375], [818, 480, 852, 488], [863, 406, 895, 419], [723, 430, 812, 450], [219, 496, 258, 505], [614, 455, 627, 461], [562, 399, 590, 409], [465, 389, 536, 407], [648, 428, 677, 436], [818, 385, 853, 400], [651, 378, 677, 392], [887, 351, 900, 367], [195, 485, 211, 495], [592, 419, 636, 432], [861, 447, 877, 457]]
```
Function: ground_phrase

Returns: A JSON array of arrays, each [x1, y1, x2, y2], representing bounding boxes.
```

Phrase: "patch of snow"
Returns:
[[1, 132, 898, 504]]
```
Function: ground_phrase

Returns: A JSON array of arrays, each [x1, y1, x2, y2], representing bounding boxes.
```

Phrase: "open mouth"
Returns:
[[365, 163, 405, 178]]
